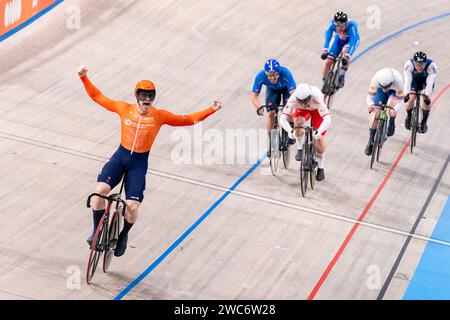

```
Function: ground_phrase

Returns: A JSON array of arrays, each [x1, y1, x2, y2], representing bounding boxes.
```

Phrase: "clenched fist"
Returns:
[[78, 65, 88, 77], [212, 98, 223, 111]]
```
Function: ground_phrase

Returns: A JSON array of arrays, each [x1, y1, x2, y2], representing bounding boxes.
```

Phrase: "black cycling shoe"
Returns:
[[114, 233, 128, 257], [316, 168, 325, 181], [295, 149, 303, 161], [419, 122, 428, 133], [365, 142, 373, 156], [405, 114, 411, 130], [387, 123, 395, 137]]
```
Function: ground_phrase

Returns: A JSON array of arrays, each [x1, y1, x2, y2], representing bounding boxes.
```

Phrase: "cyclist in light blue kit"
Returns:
[[251, 59, 297, 157], [321, 11, 360, 93]]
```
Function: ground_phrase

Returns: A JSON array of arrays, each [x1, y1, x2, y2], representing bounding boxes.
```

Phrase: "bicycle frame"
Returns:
[[85, 178, 127, 284], [293, 125, 317, 196], [370, 104, 395, 169]]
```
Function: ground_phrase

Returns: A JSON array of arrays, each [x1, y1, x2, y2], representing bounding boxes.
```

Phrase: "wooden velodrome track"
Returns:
[[0, 0, 449, 300]]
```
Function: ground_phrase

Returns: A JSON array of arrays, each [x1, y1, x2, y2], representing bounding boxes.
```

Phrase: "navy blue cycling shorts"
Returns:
[[98, 145, 149, 202], [266, 86, 291, 111]]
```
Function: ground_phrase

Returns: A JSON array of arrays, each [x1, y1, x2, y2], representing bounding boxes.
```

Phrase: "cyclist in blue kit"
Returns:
[[251, 59, 297, 156], [321, 11, 360, 92]]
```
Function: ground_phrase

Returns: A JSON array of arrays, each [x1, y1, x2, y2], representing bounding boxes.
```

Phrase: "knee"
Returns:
[[94, 183, 110, 195]]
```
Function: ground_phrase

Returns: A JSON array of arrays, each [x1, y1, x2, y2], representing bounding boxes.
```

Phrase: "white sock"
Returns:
[[317, 154, 324, 169], [296, 135, 305, 149]]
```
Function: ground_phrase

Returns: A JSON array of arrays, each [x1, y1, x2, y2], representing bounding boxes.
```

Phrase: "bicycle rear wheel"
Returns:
[[86, 215, 107, 284], [269, 128, 280, 176], [103, 207, 121, 273]]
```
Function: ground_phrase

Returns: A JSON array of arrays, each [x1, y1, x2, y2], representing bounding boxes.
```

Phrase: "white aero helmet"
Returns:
[[378, 68, 394, 89], [295, 83, 312, 104]]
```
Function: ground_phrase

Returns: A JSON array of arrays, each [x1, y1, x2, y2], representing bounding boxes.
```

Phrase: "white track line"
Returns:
[[1, 131, 449, 247]]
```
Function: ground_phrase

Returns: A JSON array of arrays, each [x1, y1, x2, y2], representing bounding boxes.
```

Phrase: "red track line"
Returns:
[[307, 83, 450, 300]]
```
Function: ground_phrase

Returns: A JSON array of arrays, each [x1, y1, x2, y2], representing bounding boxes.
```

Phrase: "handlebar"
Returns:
[[257, 104, 286, 114], [86, 193, 127, 217], [373, 104, 396, 111], [293, 125, 317, 132]]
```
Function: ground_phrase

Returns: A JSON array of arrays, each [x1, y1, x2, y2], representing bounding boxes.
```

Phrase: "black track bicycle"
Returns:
[[86, 179, 127, 284], [322, 52, 344, 110], [293, 125, 318, 197], [258, 104, 292, 175], [370, 104, 395, 169]]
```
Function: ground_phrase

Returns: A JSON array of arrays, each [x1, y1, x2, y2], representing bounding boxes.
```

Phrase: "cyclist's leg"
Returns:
[[265, 87, 281, 131], [338, 39, 358, 85], [405, 78, 422, 129], [365, 89, 385, 155], [114, 154, 148, 256], [322, 35, 340, 81], [311, 109, 327, 180], [88, 150, 124, 243], [420, 84, 433, 133], [292, 109, 309, 161], [333, 39, 347, 88], [386, 90, 398, 137]]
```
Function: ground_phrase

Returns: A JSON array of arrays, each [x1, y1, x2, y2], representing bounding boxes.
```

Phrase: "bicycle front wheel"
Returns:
[[411, 106, 419, 153], [86, 216, 107, 284], [370, 127, 381, 169], [269, 128, 280, 176], [300, 159, 308, 197]]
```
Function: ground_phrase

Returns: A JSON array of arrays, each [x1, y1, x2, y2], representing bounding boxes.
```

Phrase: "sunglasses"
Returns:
[[334, 22, 346, 27], [137, 90, 156, 101], [265, 71, 279, 77]]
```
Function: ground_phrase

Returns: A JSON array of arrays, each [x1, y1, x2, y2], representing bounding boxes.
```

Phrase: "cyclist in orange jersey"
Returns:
[[78, 65, 222, 256]]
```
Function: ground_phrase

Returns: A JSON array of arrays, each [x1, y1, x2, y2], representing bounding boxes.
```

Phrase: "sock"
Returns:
[[369, 128, 376, 144], [92, 209, 105, 233], [317, 154, 324, 169], [120, 219, 134, 237], [339, 66, 348, 78], [296, 135, 305, 149], [389, 116, 396, 127], [422, 110, 430, 124]]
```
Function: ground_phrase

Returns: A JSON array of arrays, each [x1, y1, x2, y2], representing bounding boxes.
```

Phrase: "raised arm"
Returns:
[[78, 66, 121, 113], [160, 99, 221, 126]]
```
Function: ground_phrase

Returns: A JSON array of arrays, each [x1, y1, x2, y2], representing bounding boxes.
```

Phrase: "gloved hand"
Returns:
[[321, 49, 329, 60], [256, 106, 264, 116], [404, 94, 410, 103], [288, 130, 295, 140], [313, 131, 322, 140], [423, 95, 431, 105]]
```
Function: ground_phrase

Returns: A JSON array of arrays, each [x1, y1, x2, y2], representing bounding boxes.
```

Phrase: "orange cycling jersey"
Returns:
[[80, 76, 216, 153]]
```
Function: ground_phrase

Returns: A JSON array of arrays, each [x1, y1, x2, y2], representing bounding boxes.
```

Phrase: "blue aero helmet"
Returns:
[[264, 59, 281, 74]]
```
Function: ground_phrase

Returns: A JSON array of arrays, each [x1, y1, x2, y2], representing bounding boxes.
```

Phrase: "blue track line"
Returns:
[[114, 11, 450, 300], [0, 0, 64, 43], [114, 156, 266, 300]]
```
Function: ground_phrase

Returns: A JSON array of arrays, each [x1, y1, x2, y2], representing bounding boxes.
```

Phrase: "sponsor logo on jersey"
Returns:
[[125, 119, 132, 126]]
